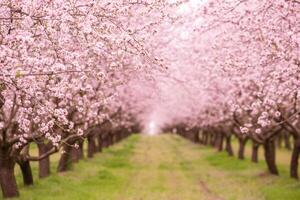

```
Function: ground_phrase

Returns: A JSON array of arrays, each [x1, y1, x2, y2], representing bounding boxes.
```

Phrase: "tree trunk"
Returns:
[[107, 134, 113, 147], [290, 138, 300, 179], [37, 143, 51, 178], [18, 160, 34, 186], [238, 138, 247, 160], [217, 134, 224, 152], [203, 132, 208, 145], [284, 133, 292, 150], [198, 131, 203, 144], [213, 133, 219, 148], [0, 147, 19, 198], [71, 148, 79, 163], [251, 141, 259, 163], [277, 134, 283, 148], [97, 135, 102, 152], [115, 132, 120, 142], [214, 134, 217, 147], [209, 133, 214, 146], [18, 145, 34, 185], [57, 145, 72, 172], [117, 132, 123, 142], [193, 131, 200, 143], [102, 134, 108, 148], [124, 130, 129, 138], [78, 141, 84, 159], [263, 139, 279, 175], [225, 136, 234, 156], [87, 136, 96, 158], [112, 134, 117, 144]]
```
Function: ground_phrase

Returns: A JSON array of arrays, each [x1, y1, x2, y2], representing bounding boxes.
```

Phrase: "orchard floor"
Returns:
[[10, 134, 300, 200]]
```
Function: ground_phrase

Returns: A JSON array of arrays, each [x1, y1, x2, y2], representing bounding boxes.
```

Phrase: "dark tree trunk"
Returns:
[[112, 134, 117, 144], [18, 145, 34, 186], [97, 135, 102, 152], [217, 134, 224, 152], [107, 134, 113, 147], [277, 134, 283, 148], [225, 136, 234, 156], [116, 133, 120, 142], [87, 136, 96, 158], [101, 136, 106, 148], [284, 133, 292, 150], [214, 133, 219, 148], [238, 138, 247, 160], [117, 133, 121, 142], [193, 131, 199, 143], [263, 139, 279, 175], [203, 132, 208, 145], [116, 132, 121, 142], [290, 138, 300, 179], [209, 133, 214, 146], [119, 132, 123, 141], [78, 141, 84, 159], [57, 145, 72, 172], [124, 131, 129, 138], [121, 131, 126, 140], [37, 143, 51, 178], [71, 148, 79, 163], [0, 147, 19, 198], [251, 141, 259, 163], [18, 160, 34, 186], [214, 133, 218, 148]]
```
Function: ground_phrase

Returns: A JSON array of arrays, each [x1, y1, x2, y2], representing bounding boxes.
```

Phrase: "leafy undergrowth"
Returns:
[[5, 134, 300, 200]]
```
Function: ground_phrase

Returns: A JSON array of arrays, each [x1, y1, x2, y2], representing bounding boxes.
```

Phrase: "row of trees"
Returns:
[[170, 124, 294, 177], [154, 0, 300, 181], [0, 0, 184, 198], [0, 0, 299, 198]]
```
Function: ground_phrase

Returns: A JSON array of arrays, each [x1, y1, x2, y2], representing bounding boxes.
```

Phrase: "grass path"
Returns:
[[9, 134, 300, 200]]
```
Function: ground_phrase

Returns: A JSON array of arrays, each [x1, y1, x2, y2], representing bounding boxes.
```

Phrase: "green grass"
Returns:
[[230, 138, 293, 175], [205, 151, 250, 171], [10, 135, 139, 200], [202, 148, 300, 200], [3, 134, 300, 200]]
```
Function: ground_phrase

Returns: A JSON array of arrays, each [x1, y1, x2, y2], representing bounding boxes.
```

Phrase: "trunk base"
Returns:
[[0, 147, 19, 198]]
